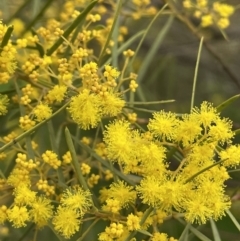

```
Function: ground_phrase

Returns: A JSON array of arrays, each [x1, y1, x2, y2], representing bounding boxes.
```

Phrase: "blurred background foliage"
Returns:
[[0, 0, 240, 240]]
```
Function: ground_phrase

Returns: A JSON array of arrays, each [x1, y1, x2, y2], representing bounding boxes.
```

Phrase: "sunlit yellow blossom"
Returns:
[[175, 114, 202, 146], [129, 80, 138, 92], [127, 213, 140, 231], [104, 65, 120, 82], [99, 222, 124, 240], [0, 43, 17, 75], [107, 181, 136, 207], [68, 89, 102, 129], [104, 120, 134, 164], [42, 150, 61, 169], [33, 103, 52, 121], [19, 115, 36, 130], [137, 176, 164, 207], [79, 62, 99, 88], [201, 14, 213, 28], [148, 111, 179, 141], [152, 232, 177, 241], [7, 205, 29, 228], [213, 3, 234, 18], [101, 92, 125, 116], [186, 143, 215, 166], [46, 85, 67, 103], [183, 189, 230, 224], [152, 232, 168, 241], [103, 198, 121, 214], [81, 163, 91, 175], [16, 38, 28, 48], [191, 101, 219, 128], [52, 206, 81, 239], [7, 167, 31, 187], [36, 179, 55, 196], [62, 151, 72, 164], [156, 180, 188, 211], [219, 145, 240, 167], [14, 184, 36, 205], [153, 210, 168, 224], [208, 117, 234, 144], [138, 140, 167, 177], [29, 196, 53, 227], [217, 18, 230, 29], [60, 185, 92, 215], [87, 173, 100, 188]]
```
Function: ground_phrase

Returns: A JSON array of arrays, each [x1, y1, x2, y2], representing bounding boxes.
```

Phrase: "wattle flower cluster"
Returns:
[[103, 102, 239, 224]]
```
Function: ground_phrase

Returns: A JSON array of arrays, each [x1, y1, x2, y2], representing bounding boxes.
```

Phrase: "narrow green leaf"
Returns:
[[125, 106, 156, 113], [129, 4, 168, 67], [65, 127, 89, 191], [226, 210, 240, 232], [177, 219, 212, 241], [137, 229, 153, 237], [210, 219, 221, 241], [126, 100, 175, 105], [46, 0, 97, 56], [179, 223, 190, 241], [216, 94, 240, 112], [0, 25, 14, 49], [188, 225, 212, 241], [190, 37, 204, 110], [98, 0, 122, 64], [31, 29, 45, 57], [234, 129, 240, 136], [47, 221, 65, 241], [228, 168, 240, 173], [47, 121, 66, 186], [136, 15, 174, 85], [17, 223, 35, 241]]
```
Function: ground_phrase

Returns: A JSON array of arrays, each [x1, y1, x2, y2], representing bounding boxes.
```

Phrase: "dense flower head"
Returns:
[[103, 119, 134, 165], [45, 85, 67, 103], [60, 185, 92, 215], [7, 206, 29, 228], [33, 103, 52, 122], [14, 184, 37, 205], [29, 196, 53, 227], [148, 111, 179, 141], [52, 206, 81, 239], [68, 89, 102, 129], [106, 181, 136, 208], [219, 145, 240, 168]]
